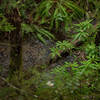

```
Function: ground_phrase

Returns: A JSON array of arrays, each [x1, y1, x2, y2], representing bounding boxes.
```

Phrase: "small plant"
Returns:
[[0, 58, 100, 100], [0, 14, 15, 32], [73, 19, 93, 41], [35, 0, 84, 30], [84, 42, 98, 58], [50, 40, 74, 58], [49, 57, 100, 99], [21, 23, 55, 44]]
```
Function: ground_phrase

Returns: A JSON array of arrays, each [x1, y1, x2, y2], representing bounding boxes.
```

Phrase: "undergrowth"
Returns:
[[0, 19, 100, 100]]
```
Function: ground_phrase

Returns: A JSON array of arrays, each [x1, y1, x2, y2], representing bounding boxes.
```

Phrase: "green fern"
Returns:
[[35, 0, 84, 31], [50, 40, 74, 58], [34, 25, 55, 44], [21, 23, 55, 43], [0, 14, 15, 32], [73, 19, 93, 41]]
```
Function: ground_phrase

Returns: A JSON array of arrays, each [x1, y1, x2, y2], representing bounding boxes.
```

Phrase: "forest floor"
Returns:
[[0, 39, 76, 77], [0, 38, 90, 100]]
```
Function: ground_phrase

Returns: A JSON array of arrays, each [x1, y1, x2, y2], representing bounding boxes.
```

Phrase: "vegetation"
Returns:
[[0, 0, 100, 100]]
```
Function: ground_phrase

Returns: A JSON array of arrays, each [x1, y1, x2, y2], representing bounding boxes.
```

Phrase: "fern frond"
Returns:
[[63, 1, 84, 18]]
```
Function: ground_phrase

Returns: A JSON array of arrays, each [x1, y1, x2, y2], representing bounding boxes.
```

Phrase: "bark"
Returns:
[[95, 31, 100, 46], [0, 0, 2, 4], [8, 8, 22, 77]]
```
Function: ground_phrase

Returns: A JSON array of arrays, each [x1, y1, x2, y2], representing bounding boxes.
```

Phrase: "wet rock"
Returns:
[[23, 40, 54, 69], [0, 39, 75, 76], [0, 46, 10, 76], [0, 40, 53, 75]]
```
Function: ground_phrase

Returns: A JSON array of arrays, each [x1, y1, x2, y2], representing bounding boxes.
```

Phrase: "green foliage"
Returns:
[[21, 23, 33, 35], [85, 42, 98, 57], [1, 55, 100, 100], [0, 0, 100, 100], [50, 40, 74, 58], [35, 0, 84, 31], [90, 0, 100, 19], [0, 87, 16, 99], [0, 0, 54, 44], [21, 23, 55, 43], [0, 14, 15, 32], [34, 25, 55, 44], [49, 57, 100, 98], [73, 19, 93, 41]]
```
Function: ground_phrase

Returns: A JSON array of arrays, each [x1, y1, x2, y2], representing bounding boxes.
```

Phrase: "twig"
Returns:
[[0, 76, 36, 98], [0, 42, 23, 47], [0, 76, 22, 91]]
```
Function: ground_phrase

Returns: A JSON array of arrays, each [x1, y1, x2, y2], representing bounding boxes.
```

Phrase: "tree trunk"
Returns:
[[95, 31, 100, 46], [8, 8, 22, 78]]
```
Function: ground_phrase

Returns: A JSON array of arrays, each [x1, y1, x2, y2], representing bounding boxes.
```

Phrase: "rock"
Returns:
[[0, 46, 10, 77], [23, 40, 53, 69], [0, 40, 54, 76], [0, 39, 75, 76]]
